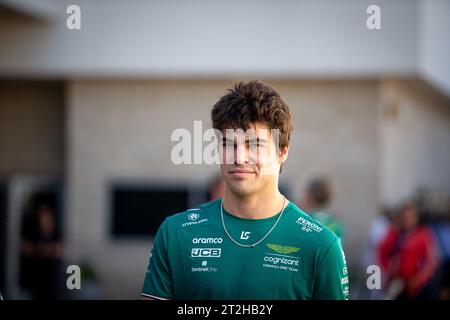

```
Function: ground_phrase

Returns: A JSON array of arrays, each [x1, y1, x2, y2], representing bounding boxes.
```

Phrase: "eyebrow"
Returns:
[[222, 137, 267, 143], [249, 138, 267, 143]]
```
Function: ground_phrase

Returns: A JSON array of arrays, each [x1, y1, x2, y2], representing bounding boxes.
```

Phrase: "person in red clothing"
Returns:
[[378, 201, 439, 299]]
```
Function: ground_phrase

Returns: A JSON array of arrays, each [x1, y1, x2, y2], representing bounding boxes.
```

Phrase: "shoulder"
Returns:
[[162, 198, 220, 230], [416, 225, 435, 241], [284, 202, 340, 252], [286, 202, 338, 240]]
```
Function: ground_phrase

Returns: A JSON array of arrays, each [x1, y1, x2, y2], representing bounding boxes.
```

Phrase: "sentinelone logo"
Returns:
[[191, 260, 217, 273]]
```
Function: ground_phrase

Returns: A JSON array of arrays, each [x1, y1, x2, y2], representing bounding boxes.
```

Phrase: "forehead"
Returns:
[[221, 122, 271, 138]]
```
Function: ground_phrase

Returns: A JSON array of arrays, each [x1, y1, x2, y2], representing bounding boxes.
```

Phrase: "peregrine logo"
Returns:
[[188, 212, 199, 221], [182, 214, 208, 227]]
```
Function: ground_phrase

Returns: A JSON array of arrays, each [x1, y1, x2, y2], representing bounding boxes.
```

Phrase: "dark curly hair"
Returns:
[[211, 80, 293, 150]]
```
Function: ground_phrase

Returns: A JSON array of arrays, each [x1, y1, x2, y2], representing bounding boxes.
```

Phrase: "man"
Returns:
[[142, 81, 349, 300], [302, 177, 345, 244], [378, 201, 438, 299], [20, 204, 64, 299]]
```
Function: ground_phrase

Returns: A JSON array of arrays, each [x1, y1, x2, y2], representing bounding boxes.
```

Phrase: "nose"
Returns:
[[234, 144, 249, 165]]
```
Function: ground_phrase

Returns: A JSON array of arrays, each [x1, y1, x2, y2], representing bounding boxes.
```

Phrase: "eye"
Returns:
[[222, 141, 234, 148], [249, 141, 263, 148]]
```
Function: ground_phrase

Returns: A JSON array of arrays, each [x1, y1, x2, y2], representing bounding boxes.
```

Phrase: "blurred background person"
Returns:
[[428, 203, 450, 300], [19, 204, 64, 299], [378, 201, 439, 300], [364, 205, 393, 299], [300, 177, 345, 244]]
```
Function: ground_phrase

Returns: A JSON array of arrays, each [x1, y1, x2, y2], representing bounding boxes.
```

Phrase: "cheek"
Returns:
[[220, 147, 234, 164], [254, 147, 278, 167]]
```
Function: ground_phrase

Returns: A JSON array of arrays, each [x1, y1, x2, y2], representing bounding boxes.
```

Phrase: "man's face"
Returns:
[[219, 122, 289, 197], [398, 204, 419, 231]]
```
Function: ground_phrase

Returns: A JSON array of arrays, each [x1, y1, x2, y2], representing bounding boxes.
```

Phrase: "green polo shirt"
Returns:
[[142, 198, 349, 300]]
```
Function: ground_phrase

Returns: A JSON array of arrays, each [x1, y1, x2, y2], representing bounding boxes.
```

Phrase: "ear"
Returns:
[[279, 145, 289, 164]]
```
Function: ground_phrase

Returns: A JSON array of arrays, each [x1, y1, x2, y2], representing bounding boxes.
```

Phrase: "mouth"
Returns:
[[228, 168, 256, 178]]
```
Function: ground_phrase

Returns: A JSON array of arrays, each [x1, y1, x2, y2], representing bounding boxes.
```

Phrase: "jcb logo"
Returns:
[[191, 248, 221, 258]]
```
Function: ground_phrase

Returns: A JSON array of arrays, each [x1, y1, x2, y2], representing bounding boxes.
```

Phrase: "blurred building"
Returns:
[[0, 0, 449, 299]]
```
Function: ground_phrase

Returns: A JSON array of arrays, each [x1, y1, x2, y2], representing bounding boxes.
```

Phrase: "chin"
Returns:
[[227, 182, 257, 197]]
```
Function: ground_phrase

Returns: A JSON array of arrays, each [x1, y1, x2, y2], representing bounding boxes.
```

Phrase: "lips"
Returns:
[[229, 168, 255, 178], [229, 170, 254, 174]]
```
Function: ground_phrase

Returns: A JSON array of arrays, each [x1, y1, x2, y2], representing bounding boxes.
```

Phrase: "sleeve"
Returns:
[[141, 219, 173, 299], [407, 227, 439, 295], [312, 238, 349, 300], [377, 226, 397, 271]]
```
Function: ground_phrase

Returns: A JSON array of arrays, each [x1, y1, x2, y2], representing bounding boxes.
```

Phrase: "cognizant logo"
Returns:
[[263, 256, 299, 266], [192, 237, 223, 244]]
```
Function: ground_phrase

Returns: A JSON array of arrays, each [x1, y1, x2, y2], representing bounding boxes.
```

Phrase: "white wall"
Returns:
[[419, 0, 450, 98], [379, 79, 450, 206], [0, 0, 417, 78], [0, 81, 64, 176]]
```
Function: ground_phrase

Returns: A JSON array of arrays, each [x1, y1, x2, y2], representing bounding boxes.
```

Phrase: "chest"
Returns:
[[172, 231, 314, 299]]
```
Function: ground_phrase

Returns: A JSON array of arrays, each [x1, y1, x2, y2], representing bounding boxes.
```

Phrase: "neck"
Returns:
[[222, 187, 287, 220]]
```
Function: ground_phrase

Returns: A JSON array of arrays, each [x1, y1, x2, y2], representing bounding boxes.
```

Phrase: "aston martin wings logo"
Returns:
[[266, 243, 300, 254]]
